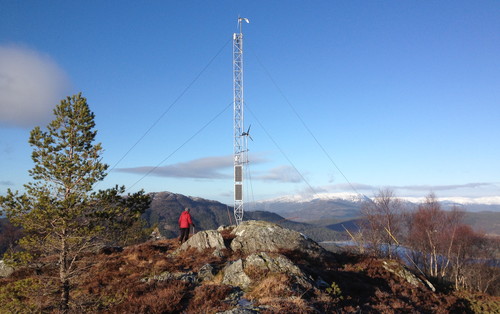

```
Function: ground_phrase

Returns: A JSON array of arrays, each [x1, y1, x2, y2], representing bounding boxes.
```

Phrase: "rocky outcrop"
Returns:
[[170, 220, 329, 293], [149, 227, 166, 241], [229, 220, 327, 258], [197, 263, 216, 282], [382, 260, 436, 292], [221, 252, 313, 292], [175, 220, 329, 260], [245, 252, 308, 280], [141, 270, 198, 284], [222, 259, 252, 289], [0, 260, 14, 277], [175, 230, 226, 256]]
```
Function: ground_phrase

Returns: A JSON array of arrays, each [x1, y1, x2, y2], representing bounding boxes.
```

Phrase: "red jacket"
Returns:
[[178, 211, 193, 228]]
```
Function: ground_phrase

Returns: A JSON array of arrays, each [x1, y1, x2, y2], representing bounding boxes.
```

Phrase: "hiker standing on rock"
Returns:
[[178, 208, 195, 243]]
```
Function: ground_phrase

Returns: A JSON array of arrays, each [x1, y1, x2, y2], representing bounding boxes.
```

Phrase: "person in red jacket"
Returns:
[[178, 208, 195, 243]]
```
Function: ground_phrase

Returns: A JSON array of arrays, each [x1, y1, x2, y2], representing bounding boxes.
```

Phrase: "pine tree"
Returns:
[[0, 93, 150, 312]]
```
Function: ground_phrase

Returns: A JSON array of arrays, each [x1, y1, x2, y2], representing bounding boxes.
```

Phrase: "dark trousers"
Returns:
[[179, 228, 190, 243]]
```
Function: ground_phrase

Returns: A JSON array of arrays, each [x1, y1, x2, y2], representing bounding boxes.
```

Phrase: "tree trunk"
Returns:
[[59, 237, 70, 313], [60, 279, 70, 313]]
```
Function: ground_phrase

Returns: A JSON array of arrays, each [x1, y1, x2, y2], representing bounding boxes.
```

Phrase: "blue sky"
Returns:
[[1, 1, 499, 205]]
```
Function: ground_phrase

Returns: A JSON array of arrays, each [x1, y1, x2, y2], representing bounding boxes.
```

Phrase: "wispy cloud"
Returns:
[[117, 155, 233, 179], [117, 154, 271, 180], [0, 180, 14, 186], [117, 156, 233, 179], [398, 182, 494, 191], [310, 182, 498, 199], [254, 165, 304, 183], [317, 183, 377, 193], [0, 45, 71, 128]]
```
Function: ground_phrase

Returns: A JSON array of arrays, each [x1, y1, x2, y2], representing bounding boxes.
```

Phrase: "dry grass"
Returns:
[[185, 284, 233, 312], [218, 226, 235, 239], [1, 236, 494, 313], [108, 280, 188, 313], [246, 273, 297, 301], [244, 264, 270, 282], [259, 296, 314, 313], [173, 247, 223, 272], [74, 239, 234, 312]]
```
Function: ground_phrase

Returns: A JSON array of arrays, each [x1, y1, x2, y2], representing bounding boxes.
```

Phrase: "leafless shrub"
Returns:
[[360, 189, 406, 259]]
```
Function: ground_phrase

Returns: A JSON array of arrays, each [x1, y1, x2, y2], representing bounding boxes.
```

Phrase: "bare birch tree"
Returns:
[[361, 189, 406, 259]]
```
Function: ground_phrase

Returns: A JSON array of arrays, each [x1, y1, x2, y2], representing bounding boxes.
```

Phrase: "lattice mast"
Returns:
[[233, 17, 249, 225]]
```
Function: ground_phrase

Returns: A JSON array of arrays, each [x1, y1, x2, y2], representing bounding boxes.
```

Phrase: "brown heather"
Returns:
[[1, 235, 499, 313]]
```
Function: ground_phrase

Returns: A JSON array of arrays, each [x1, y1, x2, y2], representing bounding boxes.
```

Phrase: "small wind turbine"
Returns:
[[242, 124, 253, 141]]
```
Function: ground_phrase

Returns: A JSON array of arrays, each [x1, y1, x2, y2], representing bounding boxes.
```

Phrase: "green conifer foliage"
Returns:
[[0, 93, 151, 313]]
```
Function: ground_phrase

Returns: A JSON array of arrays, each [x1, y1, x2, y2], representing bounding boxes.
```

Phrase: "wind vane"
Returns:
[[238, 17, 250, 32]]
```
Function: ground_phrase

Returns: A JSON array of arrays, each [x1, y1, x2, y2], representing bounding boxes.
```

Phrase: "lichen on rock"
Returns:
[[229, 220, 327, 258]]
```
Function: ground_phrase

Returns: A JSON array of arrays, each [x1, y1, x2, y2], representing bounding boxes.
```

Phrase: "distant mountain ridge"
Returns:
[[252, 192, 500, 218], [143, 191, 500, 240], [256, 192, 500, 207], [145, 191, 344, 242], [251, 197, 362, 222], [251, 192, 500, 236]]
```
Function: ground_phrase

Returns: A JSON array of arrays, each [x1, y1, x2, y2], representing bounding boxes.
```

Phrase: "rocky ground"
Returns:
[[1, 220, 499, 313]]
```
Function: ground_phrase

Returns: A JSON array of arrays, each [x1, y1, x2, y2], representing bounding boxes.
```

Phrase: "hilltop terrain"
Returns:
[[2, 220, 497, 313]]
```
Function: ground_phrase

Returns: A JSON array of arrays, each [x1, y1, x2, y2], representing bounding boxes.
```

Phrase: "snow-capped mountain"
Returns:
[[249, 193, 500, 222], [257, 192, 367, 204], [257, 192, 500, 206]]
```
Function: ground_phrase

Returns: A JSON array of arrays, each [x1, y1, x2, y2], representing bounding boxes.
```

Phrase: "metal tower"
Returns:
[[233, 17, 249, 225]]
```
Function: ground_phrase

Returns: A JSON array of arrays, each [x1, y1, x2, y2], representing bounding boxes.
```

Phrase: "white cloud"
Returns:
[[255, 165, 304, 183], [316, 183, 377, 193], [117, 154, 270, 180], [0, 45, 71, 128], [396, 182, 494, 192], [117, 155, 234, 179]]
